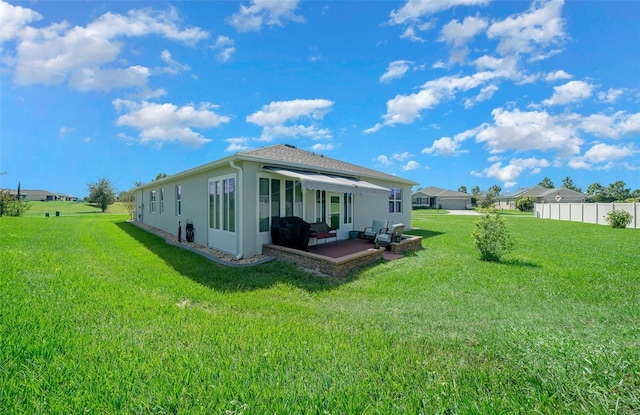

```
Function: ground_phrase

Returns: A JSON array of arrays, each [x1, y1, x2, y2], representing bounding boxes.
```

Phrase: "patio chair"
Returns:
[[374, 223, 405, 247], [363, 220, 388, 241]]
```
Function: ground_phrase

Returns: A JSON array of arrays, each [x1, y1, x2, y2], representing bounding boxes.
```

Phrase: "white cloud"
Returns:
[[569, 143, 638, 169], [225, 137, 251, 152], [393, 151, 412, 161], [69, 65, 151, 91], [246, 99, 334, 141], [400, 26, 426, 43], [0, 1, 42, 43], [475, 107, 583, 157], [487, 0, 566, 58], [59, 126, 75, 136], [380, 60, 413, 83], [227, 0, 304, 32], [579, 111, 640, 139], [374, 155, 393, 166], [366, 71, 499, 132], [598, 88, 625, 104], [464, 84, 499, 108], [402, 160, 420, 171], [542, 80, 593, 106], [545, 70, 572, 81], [211, 35, 235, 62], [422, 136, 465, 156], [389, 0, 490, 25], [440, 15, 488, 48], [159, 49, 191, 75], [310, 143, 335, 151], [480, 157, 550, 186], [9, 6, 208, 91], [113, 100, 230, 147]]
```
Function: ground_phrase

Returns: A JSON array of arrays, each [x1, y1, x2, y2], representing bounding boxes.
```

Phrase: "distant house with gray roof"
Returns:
[[3, 189, 78, 202], [496, 186, 585, 209], [133, 144, 417, 260], [412, 187, 472, 210]]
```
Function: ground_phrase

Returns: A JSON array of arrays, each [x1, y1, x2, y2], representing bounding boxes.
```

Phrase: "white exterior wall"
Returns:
[[135, 164, 242, 257]]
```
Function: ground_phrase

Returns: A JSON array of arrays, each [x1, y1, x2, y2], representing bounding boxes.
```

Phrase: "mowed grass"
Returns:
[[1, 212, 638, 414], [24, 201, 129, 217]]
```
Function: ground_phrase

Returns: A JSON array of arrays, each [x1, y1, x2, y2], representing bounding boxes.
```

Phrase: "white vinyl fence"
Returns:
[[534, 202, 639, 229]]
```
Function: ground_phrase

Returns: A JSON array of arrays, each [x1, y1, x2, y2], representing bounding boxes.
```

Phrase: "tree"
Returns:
[[470, 185, 481, 207], [515, 196, 535, 211], [155, 173, 168, 180], [458, 185, 468, 194], [472, 212, 514, 262], [561, 176, 581, 192], [118, 189, 136, 220], [538, 177, 554, 188], [0, 188, 30, 217], [487, 184, 502, 197], [607, 180, 631, 202], [87, 177, 116, 212], [586, 182, 606, 202]]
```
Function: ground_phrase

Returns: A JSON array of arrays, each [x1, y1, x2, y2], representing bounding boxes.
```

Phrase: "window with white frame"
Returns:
[[389, 188, 402, 213], [209, 176, 235, 232], [315, 190, 326, 223], [159, 188, 164, 214], [343, 192, 352, 224], [258, 177, 303, 232], [150, 190, 156, 213], [175, 185, 182, 216]]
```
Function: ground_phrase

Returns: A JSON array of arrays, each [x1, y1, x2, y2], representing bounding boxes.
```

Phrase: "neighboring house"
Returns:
[[412, 187, 472, 210], [3, 189, 78, 201], [133, 144, 418, 260], [496, 186, 585, 209]]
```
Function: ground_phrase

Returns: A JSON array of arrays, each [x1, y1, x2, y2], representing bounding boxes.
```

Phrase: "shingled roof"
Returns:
[[239, 144, 416, 185]]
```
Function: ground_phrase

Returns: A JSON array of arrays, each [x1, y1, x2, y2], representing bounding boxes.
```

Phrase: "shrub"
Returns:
[[605, 209, 633, 229], [472, 212, 514, 262], [515, 196, 535, 211], [0, 190, 31, 217]]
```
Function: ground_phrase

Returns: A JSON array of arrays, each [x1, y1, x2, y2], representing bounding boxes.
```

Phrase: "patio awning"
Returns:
[[264, 167, 390, 196]]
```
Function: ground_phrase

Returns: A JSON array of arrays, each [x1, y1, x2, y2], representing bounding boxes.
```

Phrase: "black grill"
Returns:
[[270, 216, 311, 250]]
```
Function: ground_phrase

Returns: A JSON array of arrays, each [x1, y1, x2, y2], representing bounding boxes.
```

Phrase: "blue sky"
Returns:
[[1, 0, 639, 198]]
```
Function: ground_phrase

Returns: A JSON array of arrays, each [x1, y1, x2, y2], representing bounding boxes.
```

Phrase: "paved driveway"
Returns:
[[447, 209, 480, 215]]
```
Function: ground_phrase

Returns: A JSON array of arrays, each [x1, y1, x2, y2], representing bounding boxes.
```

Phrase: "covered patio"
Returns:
[[263, 235, 422, 278]]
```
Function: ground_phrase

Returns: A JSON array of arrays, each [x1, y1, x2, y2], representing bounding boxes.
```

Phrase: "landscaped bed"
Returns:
[[1, 211, 638, 413]]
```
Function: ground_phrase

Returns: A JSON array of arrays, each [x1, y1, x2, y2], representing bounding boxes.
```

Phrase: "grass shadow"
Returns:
[[500, 258, 541, 268], [115, 221, 354, 293], [405, 229, 444, 239]]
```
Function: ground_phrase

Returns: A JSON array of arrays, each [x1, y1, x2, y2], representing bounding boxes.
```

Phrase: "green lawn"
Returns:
[[1, 212, 638, 413], [24, 201, 129, 216]]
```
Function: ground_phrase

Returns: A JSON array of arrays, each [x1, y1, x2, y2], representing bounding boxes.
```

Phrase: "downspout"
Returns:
[[229, 160, 244, 259]]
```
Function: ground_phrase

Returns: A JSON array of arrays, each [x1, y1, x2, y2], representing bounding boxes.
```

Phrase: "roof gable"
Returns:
[[412, 187, 469, 197], [539, 187, 585, 197]]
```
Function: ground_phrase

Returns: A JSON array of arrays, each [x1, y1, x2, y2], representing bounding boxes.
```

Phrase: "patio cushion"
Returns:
[[375, 223, 405, 246], [364, 220, 388, 240], [310, 222, 337, 245]]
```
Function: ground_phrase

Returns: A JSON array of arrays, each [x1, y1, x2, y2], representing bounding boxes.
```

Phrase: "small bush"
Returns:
[[472, 212, 514, 262], [605, 210, 633, 228], [515, 196, 535, 211], [0, 191, 31, 217]]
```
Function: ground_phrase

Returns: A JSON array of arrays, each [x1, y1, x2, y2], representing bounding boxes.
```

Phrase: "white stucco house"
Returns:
[[412, 187, 472, 210], [133, 144, 417, 260]]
